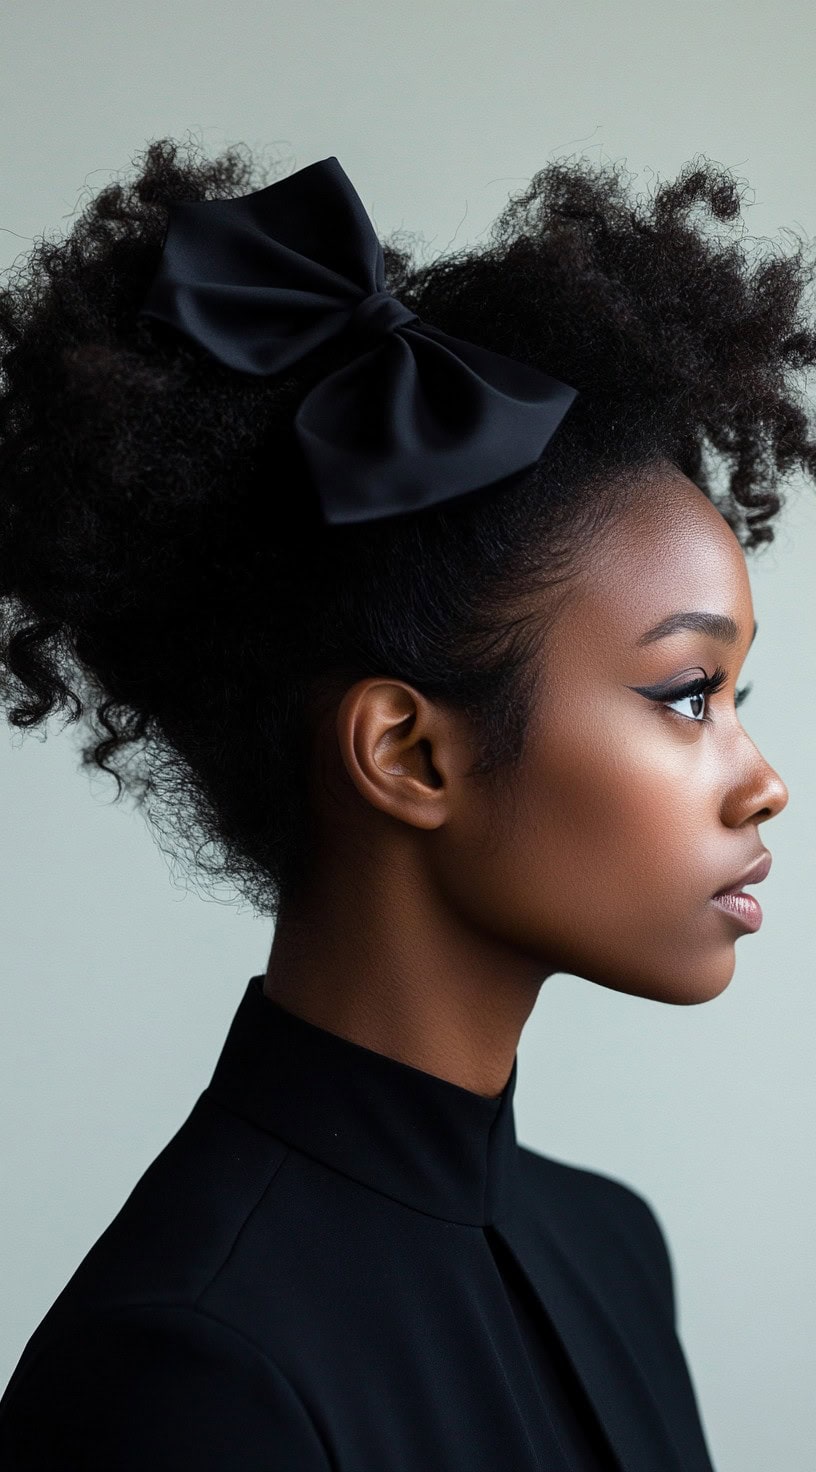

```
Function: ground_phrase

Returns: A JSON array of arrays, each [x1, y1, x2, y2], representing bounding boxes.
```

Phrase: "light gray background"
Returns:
[[1, 4, 814, 1469]]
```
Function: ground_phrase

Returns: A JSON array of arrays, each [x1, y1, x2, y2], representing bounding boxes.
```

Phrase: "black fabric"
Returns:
[[483, 1225, 617, 1468], [0, 976, 718, 1470], [137, 155, 578, 525]]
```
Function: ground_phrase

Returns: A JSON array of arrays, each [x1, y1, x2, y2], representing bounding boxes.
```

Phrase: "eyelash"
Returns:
[[658, 664, 753, 724]]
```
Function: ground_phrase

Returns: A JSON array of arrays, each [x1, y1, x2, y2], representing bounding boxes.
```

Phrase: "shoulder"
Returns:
[[517, 1143, 677, 1325], [0, 1094, 337, 1466], [0, 1300, 332, 1470], [2, 1091, 294, 1399], [37, 1090, 287, 1305]]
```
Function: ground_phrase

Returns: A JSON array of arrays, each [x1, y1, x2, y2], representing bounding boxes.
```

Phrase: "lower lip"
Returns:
[[711, 891, 763, 931]]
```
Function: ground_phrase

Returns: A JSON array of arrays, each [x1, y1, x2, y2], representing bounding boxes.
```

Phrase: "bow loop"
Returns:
[[139, 154, 578, 524]]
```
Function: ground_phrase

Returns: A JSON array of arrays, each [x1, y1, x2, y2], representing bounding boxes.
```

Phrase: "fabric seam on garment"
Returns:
[[207, 1093, 491, 1227], [482, 1224, 580, 1472], [192, 1140, 291, 1304]]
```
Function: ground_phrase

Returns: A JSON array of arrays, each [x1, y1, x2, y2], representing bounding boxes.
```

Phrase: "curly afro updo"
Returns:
[[1, 137, 815, 920]]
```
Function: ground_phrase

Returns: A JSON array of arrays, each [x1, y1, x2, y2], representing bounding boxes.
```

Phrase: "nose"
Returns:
[[748, 752, 789, 824], [761, 768, 788, 820], [721, 736, 789, 827]]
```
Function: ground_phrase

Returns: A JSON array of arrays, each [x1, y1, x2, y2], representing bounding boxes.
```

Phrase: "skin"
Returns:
[[264, 463, 789, 1098]]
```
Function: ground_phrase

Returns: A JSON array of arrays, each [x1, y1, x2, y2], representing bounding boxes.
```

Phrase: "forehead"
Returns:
[[568, 467, 754, 651]]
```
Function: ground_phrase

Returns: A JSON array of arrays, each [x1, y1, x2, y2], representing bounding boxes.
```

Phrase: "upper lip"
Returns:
[[713, 850, 772, 896]]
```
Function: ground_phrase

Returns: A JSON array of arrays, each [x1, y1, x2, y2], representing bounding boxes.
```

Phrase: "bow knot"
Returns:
[[345, 291, 420, 352], [139, 155, 578, 524]]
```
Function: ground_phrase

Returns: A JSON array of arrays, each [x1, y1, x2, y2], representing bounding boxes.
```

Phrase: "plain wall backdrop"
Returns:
[[1, 3, 814, 1468]]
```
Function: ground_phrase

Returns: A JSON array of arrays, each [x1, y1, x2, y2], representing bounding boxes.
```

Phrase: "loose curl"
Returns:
[[1, 136, 814, 918]]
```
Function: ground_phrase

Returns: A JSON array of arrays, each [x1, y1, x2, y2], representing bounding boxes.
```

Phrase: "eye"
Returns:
[[629, 665, 754, 724], [664, 686, 709, 722], [660, 667, 753, 724]]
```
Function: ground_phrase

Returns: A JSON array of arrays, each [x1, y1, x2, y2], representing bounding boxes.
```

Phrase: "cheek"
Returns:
[[488, 706, 738, 1001], [482, 707, 709, 937], [442, 701, 736, 1002], [522, 712, 678, 873]]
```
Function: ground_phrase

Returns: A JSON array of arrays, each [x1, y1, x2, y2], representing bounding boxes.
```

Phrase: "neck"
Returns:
[[263, 860, 548, 1099]]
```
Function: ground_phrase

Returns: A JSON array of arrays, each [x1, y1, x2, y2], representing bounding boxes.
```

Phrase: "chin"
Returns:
[[577, 945, 738, 1006], [655, 965, 736, 1005]]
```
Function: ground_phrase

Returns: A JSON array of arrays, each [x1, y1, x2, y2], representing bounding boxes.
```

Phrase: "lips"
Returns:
[[713, 850, 772, 897]]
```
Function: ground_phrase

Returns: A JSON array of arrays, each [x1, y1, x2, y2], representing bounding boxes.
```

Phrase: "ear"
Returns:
[[334, 678, 466, 831]]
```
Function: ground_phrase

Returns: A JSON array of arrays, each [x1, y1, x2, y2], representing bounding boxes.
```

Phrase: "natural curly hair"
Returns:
[[1, 136, 815, 920]]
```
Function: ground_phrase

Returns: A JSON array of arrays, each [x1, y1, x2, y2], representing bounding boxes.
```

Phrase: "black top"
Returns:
[[0, 975, 717, 1471]]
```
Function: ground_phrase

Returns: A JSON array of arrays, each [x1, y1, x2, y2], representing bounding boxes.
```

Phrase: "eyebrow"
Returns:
[[636, 612, 758, 648]]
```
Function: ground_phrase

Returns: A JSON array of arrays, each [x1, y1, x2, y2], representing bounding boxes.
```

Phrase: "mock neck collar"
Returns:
[[206, 975, 521, 1226]]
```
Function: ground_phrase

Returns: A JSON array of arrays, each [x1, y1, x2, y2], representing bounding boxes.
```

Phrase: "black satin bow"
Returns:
[[138, 155, 578, 525]]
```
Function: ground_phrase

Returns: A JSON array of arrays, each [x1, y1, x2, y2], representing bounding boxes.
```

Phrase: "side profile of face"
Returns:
[[417, 462, 789, 1005], [318, 460, 790, 1019]]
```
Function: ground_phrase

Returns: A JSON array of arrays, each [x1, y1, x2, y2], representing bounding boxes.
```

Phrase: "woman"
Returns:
[[0, 138, 809, 1470]]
